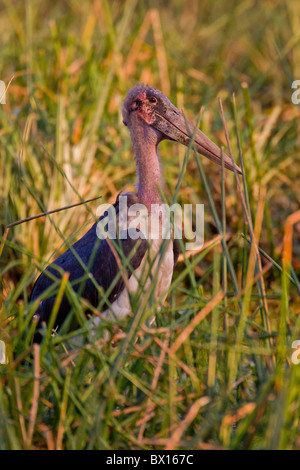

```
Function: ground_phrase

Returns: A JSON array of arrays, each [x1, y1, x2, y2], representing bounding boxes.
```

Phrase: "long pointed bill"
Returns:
[[151, 107, 242, 174]]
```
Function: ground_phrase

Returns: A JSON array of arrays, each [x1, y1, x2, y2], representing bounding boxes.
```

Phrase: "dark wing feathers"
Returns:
[[31, 193, 147, 334], [173, 239, 180, 266], [31, 192, 180, 339]]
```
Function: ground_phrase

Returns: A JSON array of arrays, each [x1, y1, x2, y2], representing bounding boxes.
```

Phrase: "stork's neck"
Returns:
[[130, 122, 162, 207]]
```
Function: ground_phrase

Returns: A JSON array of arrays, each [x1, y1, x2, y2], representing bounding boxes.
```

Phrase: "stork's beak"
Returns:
[[151, 106, 242, 174]]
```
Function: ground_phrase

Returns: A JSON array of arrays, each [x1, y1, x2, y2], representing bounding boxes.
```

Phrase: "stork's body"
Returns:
[[31, 85, 241, 341]]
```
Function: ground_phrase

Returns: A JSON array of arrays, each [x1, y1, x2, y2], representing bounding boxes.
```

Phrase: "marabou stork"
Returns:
[[31, 85, 241, 342]]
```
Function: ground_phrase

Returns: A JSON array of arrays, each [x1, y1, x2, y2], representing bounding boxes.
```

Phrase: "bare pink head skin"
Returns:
[[122, 85, 241, 206]]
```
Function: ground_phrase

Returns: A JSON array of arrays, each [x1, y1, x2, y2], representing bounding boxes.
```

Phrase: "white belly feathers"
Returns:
[[103, 237, 174, 321], [100, 200, 175, 322]]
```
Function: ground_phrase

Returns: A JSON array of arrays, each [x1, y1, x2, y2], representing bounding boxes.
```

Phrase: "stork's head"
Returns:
[[122, 84, 241, 174]]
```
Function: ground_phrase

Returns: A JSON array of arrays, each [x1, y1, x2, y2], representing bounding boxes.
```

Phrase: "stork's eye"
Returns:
[[148, 96, 157, 104]]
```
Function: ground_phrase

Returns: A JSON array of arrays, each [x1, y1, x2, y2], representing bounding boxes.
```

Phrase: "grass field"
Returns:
[[0, 0, 300, 450]]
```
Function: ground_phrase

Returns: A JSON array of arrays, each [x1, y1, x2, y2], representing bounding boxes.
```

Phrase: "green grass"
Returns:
[[1, 0, 300, 450]]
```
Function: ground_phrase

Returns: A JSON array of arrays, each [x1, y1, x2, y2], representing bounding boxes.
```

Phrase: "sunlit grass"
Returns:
[[0, 0, 300, 450]]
